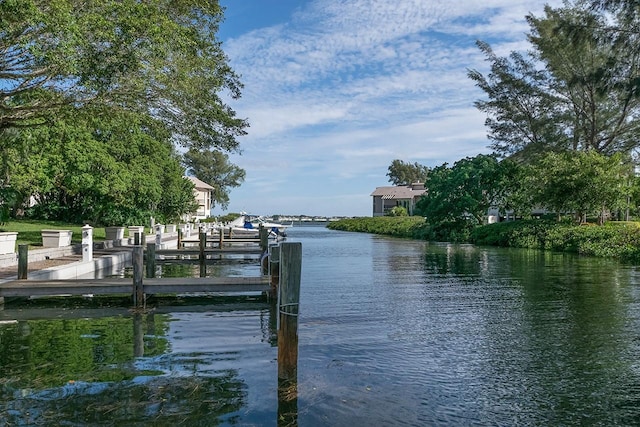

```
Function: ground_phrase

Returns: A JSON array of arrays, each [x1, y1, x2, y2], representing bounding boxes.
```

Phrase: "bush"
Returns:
[[330, 217, 640, 261], [387, 206, 408, 217], [327, 216, 426, 238], [471, 220, 640, 261]]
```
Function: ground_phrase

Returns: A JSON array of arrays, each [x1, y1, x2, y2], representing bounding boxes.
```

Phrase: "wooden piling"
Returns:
[[277, 242, 301, 425], [269, 245, 280, 298], [177, 229, 183, 249], [199, 232, 206, 261], [17, 244, 28, 280], [278, 242, 302, 380], [259, 226, 269, 252], [134, 232, 141, 246], [132, 246, 144, 307], [219, 228, 224, 248], [146, 243, 156, 278]]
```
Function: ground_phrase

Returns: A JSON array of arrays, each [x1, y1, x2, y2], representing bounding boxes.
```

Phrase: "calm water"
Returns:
[[2, 226, 640, 426]]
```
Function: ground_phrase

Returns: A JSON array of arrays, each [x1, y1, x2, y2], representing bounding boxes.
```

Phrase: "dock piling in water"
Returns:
[[133, 246, 144, 307], [277, 241, 302, 424], [199, 232, 206, 262]]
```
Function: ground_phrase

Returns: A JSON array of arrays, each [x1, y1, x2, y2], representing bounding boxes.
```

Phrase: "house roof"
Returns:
[[370, 184, 426, 199], [186, 176, 214, 190]]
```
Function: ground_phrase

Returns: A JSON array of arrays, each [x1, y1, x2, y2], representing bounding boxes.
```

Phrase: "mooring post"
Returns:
[[146, 242, 156, 278], [134, 232, 140, 246], [177, 229, 183, 249], [269, 244, 280, 299], [219, 228, 224, 249], [132, 246, 144, 307], [259, 225, 269, 251], [17, 244, 28, 280], [199, 231, 207, 261], [278, 242, 302, 369], [277, 242, 302, 425]]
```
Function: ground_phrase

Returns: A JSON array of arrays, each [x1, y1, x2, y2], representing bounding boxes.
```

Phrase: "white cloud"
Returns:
[[217, 0, 562, 216]]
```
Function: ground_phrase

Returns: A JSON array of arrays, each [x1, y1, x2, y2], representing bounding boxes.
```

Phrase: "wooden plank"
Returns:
[[0, 277, 269, 297], [155, 248, 262, 255], [144, 277, 269, 293], [0, 279, 133, 297]]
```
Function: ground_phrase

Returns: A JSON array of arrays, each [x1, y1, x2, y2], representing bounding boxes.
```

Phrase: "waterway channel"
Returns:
[[1, 225, 640, 425]]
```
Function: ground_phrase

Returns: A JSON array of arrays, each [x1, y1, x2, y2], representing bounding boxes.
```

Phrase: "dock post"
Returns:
[[219, 229, 224, 249], [199, 231, 207, 260], [177, 229, 183, 249], [269, 244, 280, 299], [277, 242, 302, 425], [146, 242, 156, 278], [81, 224, 93, 262], [17, 244, 28, 280], [259, 225, 269, 251], [132, 246, 144, 307], [134, 232, 140, 246]]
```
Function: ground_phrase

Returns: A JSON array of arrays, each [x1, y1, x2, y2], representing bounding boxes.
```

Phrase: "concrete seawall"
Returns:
[[0, 233, 177, 284], [27, 250, 133, 281]]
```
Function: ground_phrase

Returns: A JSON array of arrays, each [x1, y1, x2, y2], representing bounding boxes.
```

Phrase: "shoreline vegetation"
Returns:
[[327, 217, 640, 262]]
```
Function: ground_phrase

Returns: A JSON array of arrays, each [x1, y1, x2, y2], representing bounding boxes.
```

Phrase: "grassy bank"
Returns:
[[328, 217, 640, 261], [0, 220, 108, 247]]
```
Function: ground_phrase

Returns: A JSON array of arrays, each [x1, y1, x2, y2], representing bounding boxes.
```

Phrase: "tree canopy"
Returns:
[[468, 1, 640, 158], [0, 0, 249, 223], [2, 107, 197, 225], [0, 0, 247, 152], [524, 151, 631, 223], [415, 154, 514, 226], [386, 159, 429, 186]]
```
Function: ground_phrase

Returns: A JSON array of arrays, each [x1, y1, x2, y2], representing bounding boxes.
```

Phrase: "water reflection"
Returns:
[[0, 301, 280, 426], [415, 243, 640, 424], [297, 229, 640, 425]]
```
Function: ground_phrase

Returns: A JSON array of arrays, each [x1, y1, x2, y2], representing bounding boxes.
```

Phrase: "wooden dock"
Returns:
[[0, 239, 298, 305], [0, 276, 269, 298]]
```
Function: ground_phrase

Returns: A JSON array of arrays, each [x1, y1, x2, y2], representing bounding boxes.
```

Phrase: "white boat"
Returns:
[[222, 214, 291, 239]]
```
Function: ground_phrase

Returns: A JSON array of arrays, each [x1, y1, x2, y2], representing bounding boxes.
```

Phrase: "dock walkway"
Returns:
[[0, 240, 275, 301]]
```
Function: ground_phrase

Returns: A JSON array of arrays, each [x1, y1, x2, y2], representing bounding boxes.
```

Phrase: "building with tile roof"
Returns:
[[370, 183, 426, 216]]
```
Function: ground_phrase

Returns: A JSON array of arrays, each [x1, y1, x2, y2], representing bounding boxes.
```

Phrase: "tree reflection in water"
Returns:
[[0, 303, 268, 426]]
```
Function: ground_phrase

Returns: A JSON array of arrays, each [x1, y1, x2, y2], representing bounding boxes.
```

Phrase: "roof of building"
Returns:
[[186, 176, 214, 190], [370, 184, 426, 199]]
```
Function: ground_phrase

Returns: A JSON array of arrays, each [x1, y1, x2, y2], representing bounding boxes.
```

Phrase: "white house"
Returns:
[[186, 176, 214, 221], [370, 183, 426, 216]]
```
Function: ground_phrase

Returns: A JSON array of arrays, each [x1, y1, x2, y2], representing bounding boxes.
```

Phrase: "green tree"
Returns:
[[0, 0, 247, 152], [2, 107, 197, 225], [468, 2, 640, 158], [524, 150, 631, 223], [183, 149, 246, 210], [415, 154, 512, 226], [386, 159, 429, 186]]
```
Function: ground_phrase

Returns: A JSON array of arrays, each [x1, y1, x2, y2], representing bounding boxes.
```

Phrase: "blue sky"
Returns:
[[214, 0, 562, 217]]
